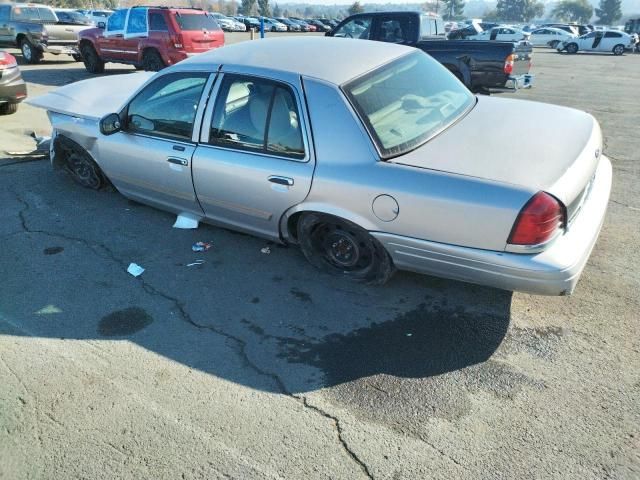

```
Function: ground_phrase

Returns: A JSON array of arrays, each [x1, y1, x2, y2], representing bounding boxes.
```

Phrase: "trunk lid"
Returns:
[[391, 96, 602, 207]]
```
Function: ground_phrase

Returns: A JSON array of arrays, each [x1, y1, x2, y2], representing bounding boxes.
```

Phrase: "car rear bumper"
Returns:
[[372, 155, 612, 296], [494, 74, 534, 91], [0, 67, 28, 104]]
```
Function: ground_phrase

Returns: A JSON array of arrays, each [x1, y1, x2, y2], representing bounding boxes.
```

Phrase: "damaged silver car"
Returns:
[[28, 37, 612, 294]]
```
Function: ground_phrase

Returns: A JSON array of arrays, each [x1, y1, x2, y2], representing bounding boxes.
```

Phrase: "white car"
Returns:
[[467, 27, 529, 42], [529, 27, 576, 47], [83, 9, 113, 26], [558, 30, 638, 55]]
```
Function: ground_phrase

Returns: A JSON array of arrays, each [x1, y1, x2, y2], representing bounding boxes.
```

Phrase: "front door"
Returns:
[[97, 71, 213, 215], [191, 72, 315, 240]]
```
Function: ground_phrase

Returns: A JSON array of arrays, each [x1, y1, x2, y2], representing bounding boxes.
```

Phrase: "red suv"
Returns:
[[78, 7, 225, 73]]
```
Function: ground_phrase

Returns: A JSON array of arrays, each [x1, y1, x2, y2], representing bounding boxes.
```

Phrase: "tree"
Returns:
[[348, 1, 364, 15], [552, 0, 593, 22], [443, 0, 465, 19], [273, 3, 281, 16], [258, 0, 271, 17], [496, 0, 544, 21], [240, 0, 256, 15], [595, 0, 622, 24]]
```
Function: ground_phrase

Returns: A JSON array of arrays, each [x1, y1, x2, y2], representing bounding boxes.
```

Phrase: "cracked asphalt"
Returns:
[[1, 39, 639, 479]]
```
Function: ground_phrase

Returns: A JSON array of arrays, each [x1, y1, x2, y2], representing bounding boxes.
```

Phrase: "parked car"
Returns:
[[290, 17, 316, 31], [263, 18, 287, 32], [210, 13, 236, 32], [54, 9, 93, 26], [328, 12, 534, 93], [78, 7, 225, 73], [0, 50, 27, 115], [28, 38, 611, 294], [235, 16, 260, 30], [275, 18, 301, 32], [467, 26, 529, 42], [557, 30, 638, 55], [529, 27, 576, 48], [307, 19, 331, 32], [542, 23, 580, 36], [0, 3, 91, 63], [79, 9, 113, 26]]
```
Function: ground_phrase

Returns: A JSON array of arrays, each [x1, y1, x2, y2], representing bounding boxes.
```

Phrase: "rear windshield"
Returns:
[[55, 10, 89, 24], [343, 51, 474, 159], [173, 13, 220, 31]]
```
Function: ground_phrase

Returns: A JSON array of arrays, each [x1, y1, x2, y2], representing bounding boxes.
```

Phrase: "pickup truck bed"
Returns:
[[327, 11, 534, 94]]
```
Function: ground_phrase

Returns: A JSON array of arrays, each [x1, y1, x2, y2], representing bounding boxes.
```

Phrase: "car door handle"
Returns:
[[268, 176, 294, 186], [167, 157, 188, 166]]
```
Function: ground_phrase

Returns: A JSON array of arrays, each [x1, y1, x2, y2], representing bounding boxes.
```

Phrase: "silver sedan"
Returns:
[[28, 38, 612, 295]]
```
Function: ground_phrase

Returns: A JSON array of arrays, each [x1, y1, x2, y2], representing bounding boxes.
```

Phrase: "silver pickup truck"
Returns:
[[0, 3, 90, 64]]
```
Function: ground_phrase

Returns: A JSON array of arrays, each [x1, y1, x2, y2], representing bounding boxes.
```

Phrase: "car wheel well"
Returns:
[[15, 33, 25, 47], [53, 134, 111, 190]]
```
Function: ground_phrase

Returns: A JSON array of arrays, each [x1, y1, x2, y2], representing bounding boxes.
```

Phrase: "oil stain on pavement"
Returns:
[[98, 307, 154, 337]]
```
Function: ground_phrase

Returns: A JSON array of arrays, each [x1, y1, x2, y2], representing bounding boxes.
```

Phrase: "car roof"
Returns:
[[178, 37, 413, 85]]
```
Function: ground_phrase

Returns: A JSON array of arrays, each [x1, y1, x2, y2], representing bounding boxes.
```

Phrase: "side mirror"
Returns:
[[100, 113, 121, 135], [97, 21, 105, 29]]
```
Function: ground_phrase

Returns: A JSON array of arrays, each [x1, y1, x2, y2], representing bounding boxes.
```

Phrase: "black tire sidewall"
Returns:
[[21, 39, 41, 64], [80, 44, 104, 73], [143, 50, 164, 71], [297, 213, 394, 285]]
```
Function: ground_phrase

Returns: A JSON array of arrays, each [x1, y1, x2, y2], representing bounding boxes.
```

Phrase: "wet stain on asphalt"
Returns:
[[251, 297, 260, 304], [43, 246, 64, 255], [272, 275, 284, 283], [98, 307, 153, 337], [290, 288, 312, 303], [279, 302, 510, 383]]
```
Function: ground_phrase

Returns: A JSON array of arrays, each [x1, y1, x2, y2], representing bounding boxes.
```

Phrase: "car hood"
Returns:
[[392, 96, 602, 206], [27, 72, 154, 120]]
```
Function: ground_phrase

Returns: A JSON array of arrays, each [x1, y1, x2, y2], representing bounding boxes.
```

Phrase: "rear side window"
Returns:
[[149, 12, 168, 31], [126, 73, 210, 141], [604, 31, 621, 38], [173, 13, 220, 31], [209, 75, 305, 159], [38, 8, 57, 22], [126, 8, 148, 36]]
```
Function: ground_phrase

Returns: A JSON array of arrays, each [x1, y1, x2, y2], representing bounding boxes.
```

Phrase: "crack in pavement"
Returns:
[[11, 191, 375, 479]]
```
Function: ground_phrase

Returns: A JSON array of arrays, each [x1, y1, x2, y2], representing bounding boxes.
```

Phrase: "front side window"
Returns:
[[0, 5, 10, 22], [210, 75, 305, 159], [343, 51, 475, 159], [107, 9, 127, 33], [126, 8, 148, 37], [126, 73, 209, 141], [11, 6, 40, 21], [333, 17, 371, 39]]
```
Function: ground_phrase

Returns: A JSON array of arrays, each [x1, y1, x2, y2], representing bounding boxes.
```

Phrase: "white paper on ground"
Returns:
[[172, 213, 200, 229], [127, 263, 145, 277]]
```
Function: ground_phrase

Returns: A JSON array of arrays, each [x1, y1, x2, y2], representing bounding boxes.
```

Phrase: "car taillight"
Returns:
[[171, 33, 184, 48], [508, 192, 565, 246], [504, 53, 515, 75], [0, 52, 17, 70]]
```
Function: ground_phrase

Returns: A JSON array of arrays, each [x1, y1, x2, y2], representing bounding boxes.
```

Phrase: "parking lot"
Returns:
[[1, 35, 639, 479]]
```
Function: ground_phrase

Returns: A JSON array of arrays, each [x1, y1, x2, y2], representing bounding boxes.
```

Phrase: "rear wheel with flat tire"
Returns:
[[142, 49, 165, 71], [297, 213, 395, 285], [21, 38, 42, 64], [0, 103, 18, 115], [55, 136, 107, 190], [80, 43, 105, 73]]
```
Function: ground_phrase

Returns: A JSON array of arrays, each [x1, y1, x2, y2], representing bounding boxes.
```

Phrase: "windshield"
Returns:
[[173, 13, 220, 31], [343, 52, 474, 158]]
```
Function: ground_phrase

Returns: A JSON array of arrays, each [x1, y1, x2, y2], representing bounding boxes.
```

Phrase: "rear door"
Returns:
[[191, 71, 315, 240], [171, 11, 224, 53], [0, 5, 11, 45]]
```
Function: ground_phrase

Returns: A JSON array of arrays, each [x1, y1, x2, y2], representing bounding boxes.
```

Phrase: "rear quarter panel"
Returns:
[[296, 78, 532, 252]]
